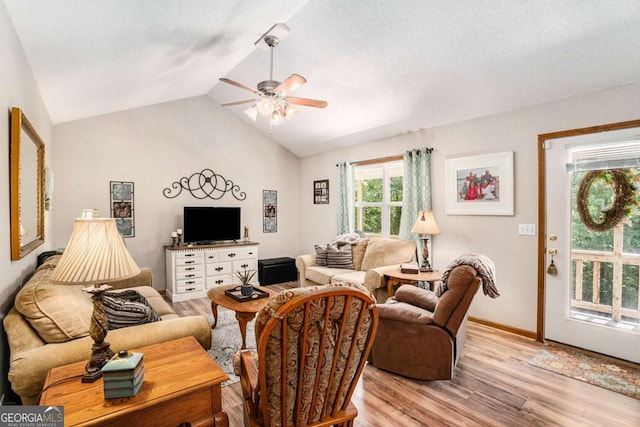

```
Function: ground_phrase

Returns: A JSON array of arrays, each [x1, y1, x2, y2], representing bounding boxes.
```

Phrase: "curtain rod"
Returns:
[[336, 148, 433, 167]]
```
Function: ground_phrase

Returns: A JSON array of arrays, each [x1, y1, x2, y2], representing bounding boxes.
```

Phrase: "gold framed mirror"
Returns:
[[10, 107, 45, 260]]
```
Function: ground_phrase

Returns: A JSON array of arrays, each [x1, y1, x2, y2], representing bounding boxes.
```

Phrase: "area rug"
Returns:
[[207, 310, 256, 387], [529, 345, 640, 400]]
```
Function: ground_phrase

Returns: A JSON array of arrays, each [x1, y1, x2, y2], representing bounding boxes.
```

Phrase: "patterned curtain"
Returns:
[[336, 161, 355, 234], [399, 147, 433, 242]]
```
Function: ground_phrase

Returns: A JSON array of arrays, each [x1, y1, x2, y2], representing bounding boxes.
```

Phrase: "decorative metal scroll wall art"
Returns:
[[163, 168, 246, 201], [110, 181, 135, 237]]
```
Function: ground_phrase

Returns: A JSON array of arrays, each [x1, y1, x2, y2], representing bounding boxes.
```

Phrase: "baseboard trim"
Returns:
[[469, 316, 537, 340]]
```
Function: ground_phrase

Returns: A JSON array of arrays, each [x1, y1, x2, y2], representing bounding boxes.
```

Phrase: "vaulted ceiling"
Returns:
[[5, 1, 640, 157]]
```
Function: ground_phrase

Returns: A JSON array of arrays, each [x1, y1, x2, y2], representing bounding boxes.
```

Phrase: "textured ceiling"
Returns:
[[4, 0, 640, 157]]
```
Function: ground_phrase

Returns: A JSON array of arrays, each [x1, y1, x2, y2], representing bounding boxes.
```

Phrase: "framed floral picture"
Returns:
[[263, 190, 277, 233], [445, 151, 514, 216], [110, 181, 135, 237]]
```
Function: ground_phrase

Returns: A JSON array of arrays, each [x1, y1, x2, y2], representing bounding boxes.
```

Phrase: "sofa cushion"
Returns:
[[314, 245, 328, 266], [305, 266, 354, 285], [331, 270, 366, 286], [326, 243, 354, 269], [103, 290, 161, 330], [360, 238, 416, 271], [14, 274, 92, 343], [351, 238, 369, 270]]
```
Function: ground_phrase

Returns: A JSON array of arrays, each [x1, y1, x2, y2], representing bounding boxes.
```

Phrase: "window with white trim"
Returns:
[[354, 161, 403, 237]]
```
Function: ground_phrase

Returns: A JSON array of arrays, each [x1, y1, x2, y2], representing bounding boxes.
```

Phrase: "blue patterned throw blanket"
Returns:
[[437, 252, 500, 298]]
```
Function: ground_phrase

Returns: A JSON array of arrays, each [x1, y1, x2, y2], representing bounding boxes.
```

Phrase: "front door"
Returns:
[[541, 122, 640, 363]]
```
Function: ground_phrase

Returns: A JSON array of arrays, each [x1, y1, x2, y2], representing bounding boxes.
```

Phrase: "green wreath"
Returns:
[[576, 169, 637, 232]]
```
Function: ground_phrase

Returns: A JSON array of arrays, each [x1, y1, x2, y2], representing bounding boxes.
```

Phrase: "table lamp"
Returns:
[[51, 216, 140, 382], [410, 210, 441, 272]]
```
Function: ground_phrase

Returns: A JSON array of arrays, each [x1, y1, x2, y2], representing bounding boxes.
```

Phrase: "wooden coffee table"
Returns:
[[384, 269, 442, 296], [207, 284, 278, 350], [39, 336, 229, 426]]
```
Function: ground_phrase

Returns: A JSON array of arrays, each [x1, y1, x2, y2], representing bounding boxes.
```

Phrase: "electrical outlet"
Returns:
[[518, 224, 536, 236]]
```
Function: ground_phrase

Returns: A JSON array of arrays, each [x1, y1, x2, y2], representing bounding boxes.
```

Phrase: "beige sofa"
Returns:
[[295, 237, 416, 302], [3, 255, 212, 405]]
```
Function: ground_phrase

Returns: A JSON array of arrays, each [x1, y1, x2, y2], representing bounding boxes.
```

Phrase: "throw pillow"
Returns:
[[103, 290, 161, 330], [330, 232, 363, 246], [14, 279, 92, 344], [315, 244, 328, 266], [360, 238, 416, 271], [350, 238, 369, 270], [326, 243, 354, 269]]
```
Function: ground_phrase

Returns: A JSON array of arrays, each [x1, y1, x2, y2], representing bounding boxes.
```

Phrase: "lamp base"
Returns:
[[82, 341, 114, 383], [420, 264, 433, 273]]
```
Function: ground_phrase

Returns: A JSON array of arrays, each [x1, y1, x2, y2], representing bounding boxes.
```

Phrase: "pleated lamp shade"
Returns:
[[51, 218, 140, 285], [410, 211, 441, 235]]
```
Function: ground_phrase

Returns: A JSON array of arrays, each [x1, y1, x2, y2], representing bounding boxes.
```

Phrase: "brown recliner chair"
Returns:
[[368, 264, 481, 380]]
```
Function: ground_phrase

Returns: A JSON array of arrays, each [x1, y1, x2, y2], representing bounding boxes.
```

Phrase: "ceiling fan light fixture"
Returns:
[[283, 103, 299, 119], [243, 105, 258, 121], [257, 98, 275, 116], [270, 110, 284, 125]]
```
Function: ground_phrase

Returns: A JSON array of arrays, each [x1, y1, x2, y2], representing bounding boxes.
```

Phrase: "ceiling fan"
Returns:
[[219, 25, 327, 125]]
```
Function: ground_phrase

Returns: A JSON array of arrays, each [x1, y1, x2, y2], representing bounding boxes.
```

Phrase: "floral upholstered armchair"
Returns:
[[236, 283, 378, 427]]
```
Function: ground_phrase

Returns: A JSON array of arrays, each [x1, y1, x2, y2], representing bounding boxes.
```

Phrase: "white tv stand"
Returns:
[[164, 241, 259, 302]]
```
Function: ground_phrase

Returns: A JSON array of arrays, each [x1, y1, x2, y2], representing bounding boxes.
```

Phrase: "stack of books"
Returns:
[[102, 350, 144, 399]]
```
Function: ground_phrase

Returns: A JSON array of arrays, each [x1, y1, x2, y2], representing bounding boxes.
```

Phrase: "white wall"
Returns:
[[0, 2, 54, 307], [299, 83, 640, 333], [52, 96, 301, 291], [0, 1, 54, 403]]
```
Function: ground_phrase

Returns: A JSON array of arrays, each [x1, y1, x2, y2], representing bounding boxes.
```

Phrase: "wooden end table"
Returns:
[[384, 269, 442, 296], [207, 284, 278, 350], [39, 336, 229, 426]]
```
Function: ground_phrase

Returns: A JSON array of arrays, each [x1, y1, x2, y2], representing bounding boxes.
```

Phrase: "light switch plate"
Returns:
[[518, 224, 536, 236]]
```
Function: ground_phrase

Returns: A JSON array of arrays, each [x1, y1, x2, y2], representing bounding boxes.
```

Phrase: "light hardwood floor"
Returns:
[[169, 284, 640, 427]]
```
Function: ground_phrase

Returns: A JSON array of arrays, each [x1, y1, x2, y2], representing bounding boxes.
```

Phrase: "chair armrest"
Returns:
[[363, 264, 402, 293], [108, 268, 152, 290], [240, 350, 260, 420], [296, 254, 316, 269], [295, 254, 317, 287], [376, 301, 435, 325]]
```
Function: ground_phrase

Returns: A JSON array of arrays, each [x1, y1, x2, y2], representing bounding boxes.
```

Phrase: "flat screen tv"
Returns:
[[183, 206, 241, 244]]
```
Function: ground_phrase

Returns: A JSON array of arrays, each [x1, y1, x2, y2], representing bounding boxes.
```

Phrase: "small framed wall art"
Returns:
[[314, 179, 329, 204], [110, 181, 135, 237], [445, 151, 514, 216], [263, 190, 277, 233]]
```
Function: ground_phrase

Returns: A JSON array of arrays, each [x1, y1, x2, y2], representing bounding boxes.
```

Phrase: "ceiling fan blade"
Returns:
[[285, 96, 328, 108], [221, 99, 256, 107], [219, 78, 259, 95], [275, 74, 307, 96]]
